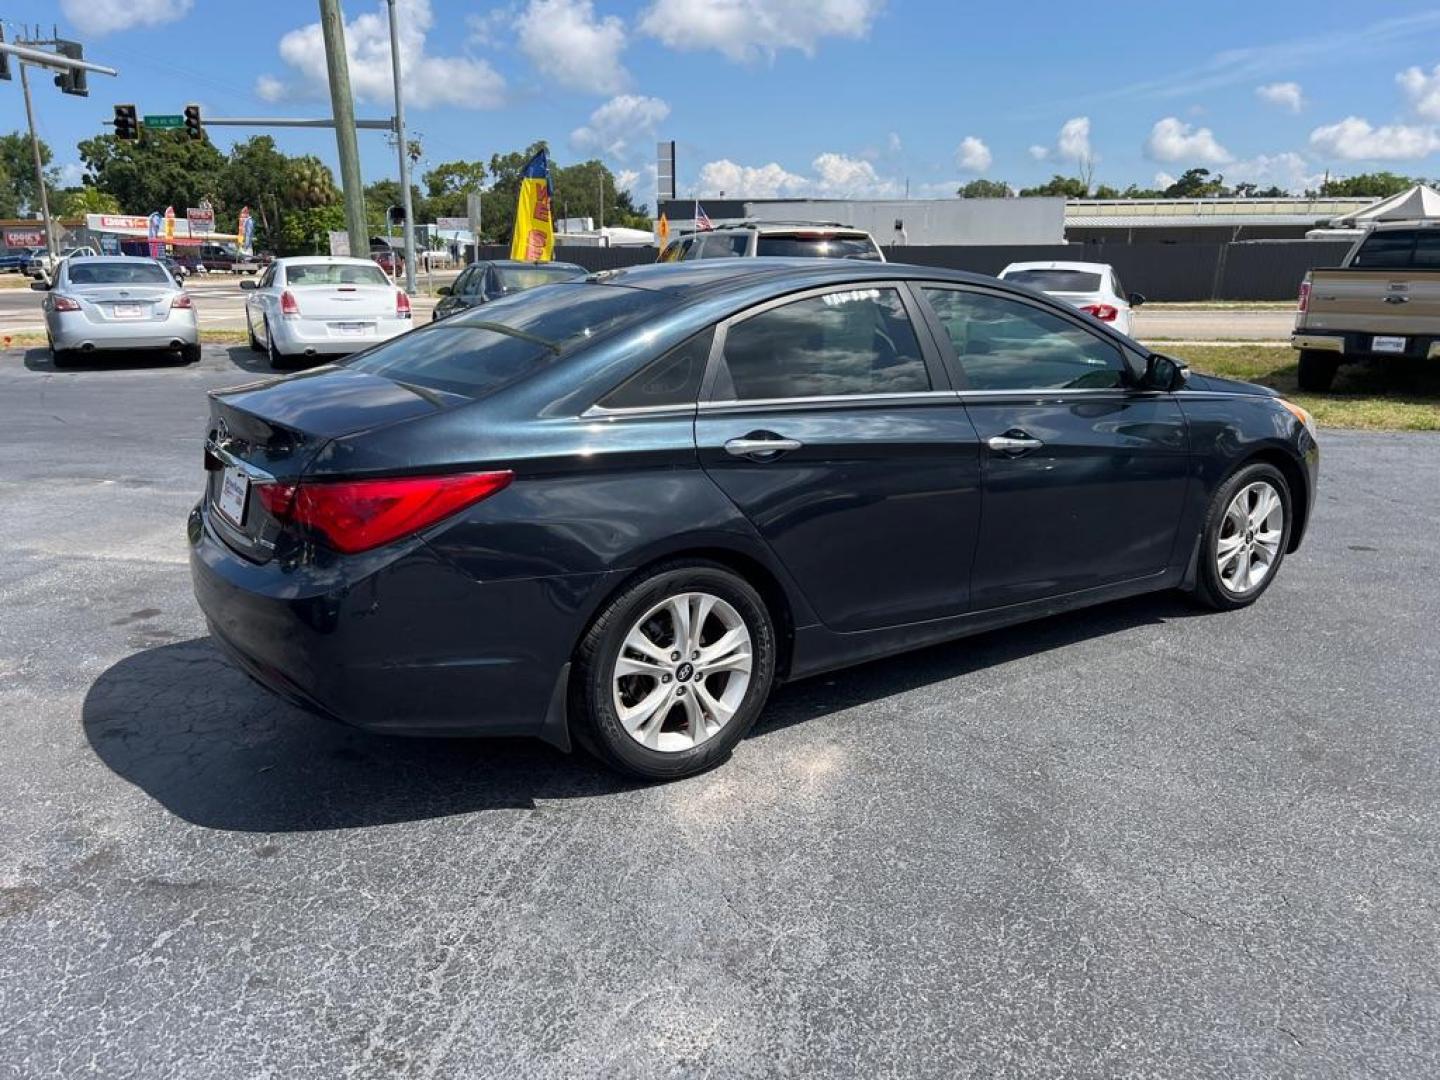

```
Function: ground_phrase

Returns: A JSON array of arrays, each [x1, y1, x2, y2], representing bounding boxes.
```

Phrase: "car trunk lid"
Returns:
[[287, 283, 396, 324]]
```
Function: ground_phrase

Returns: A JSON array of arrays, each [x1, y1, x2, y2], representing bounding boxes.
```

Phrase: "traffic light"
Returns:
[[387, 205, 406, 227], [184, 104, 202, 141], [114, 104, 138, 141], [53, 40, 87, 96]]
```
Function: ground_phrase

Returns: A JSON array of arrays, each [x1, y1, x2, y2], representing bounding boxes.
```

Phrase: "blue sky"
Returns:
[[11, 0, 1440, 206]]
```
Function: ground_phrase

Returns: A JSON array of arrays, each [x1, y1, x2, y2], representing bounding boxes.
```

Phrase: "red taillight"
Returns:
[[51, 294, 81, 312], [1081, 303, 1119, 322], [171, 293, 194, 309], [280, 290, 300, 319], [1297, 281, 1311, 313], [262, 471, 512, 553], [396, 290, 412, 319]]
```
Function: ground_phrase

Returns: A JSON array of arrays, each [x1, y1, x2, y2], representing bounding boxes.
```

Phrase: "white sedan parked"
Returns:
[[997, 261, 1144, 336], [242, 256, 412, 367]]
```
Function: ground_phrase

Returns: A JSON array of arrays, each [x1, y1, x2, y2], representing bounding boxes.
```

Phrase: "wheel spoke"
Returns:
[[1250, 487, 1275, 530], [619, 685, 670, 736], [679, 691, 708, 743], [667, 597, 692, 660], [694, 681, 735, 730], [622, 625, 669, 665], [689, 594, 716, 654], [1216, 532, 1244, 560], [614, 654, 667, 678], [1233, 547, 1251, 589]]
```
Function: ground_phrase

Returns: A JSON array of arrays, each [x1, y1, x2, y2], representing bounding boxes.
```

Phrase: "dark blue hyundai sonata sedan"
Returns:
[[190, 259, 1319, 779]]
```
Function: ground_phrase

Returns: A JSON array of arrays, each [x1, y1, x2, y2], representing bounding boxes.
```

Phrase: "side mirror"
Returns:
[[238, 279, 258, 290], [1142, 352, 1188, 392], [1128, 292, 1146, 307], [30, 279, 48, 291], [437, 285, 452, 296]]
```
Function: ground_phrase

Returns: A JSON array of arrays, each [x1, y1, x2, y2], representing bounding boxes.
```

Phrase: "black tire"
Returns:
[[181, 343, 202, 364], [247, 319, 263, 353], [50, 346, 74, 369], [571, 559, 777, 780], [1296, 350, 1339, 392], [264, 319, 285, 369], [1191, 462, 1293, 611]]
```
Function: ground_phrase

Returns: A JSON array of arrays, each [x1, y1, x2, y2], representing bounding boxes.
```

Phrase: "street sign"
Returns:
[[328, 231, 351, 257], [144, 114, 183, 129], [187, 206, 214, 235], [435, 217, 469, 231]]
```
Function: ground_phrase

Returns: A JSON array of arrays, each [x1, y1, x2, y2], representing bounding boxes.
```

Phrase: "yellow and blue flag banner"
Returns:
[[510, 149, 555, 262]]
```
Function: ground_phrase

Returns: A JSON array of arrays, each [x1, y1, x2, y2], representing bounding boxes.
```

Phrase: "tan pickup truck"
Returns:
[[1292, 220, 1440, 390]]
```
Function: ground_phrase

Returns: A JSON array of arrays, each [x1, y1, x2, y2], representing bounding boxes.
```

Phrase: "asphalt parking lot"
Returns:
[[3, 345, 1438, 1078]]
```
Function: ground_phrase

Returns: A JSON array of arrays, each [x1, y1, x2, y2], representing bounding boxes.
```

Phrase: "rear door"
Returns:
[[916, 284, 1189, 611], [694, 282, 981, 632]]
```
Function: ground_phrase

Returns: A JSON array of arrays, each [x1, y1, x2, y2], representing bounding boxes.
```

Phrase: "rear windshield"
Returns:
[[345, 283, 659, 399], [493, 265, 584, 292], [1350, 229, 1440, 269], [1002, 269, 1103, 292], [754, 236, 881, 260], [67, 262, 171, 285], [286, 263, 391, 287]]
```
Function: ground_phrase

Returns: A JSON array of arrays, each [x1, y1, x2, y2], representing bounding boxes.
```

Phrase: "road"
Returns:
[[2, 345, 1438, 1078], [1, 275, 1296, 341]]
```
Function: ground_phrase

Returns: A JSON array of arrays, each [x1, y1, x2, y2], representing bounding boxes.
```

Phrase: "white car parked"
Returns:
[[241, 256, 413, 367], [997, 261, 1144, 336]]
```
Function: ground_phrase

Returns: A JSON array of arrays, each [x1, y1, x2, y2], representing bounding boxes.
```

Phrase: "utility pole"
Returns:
[[598, 172, 604, 231], [385, 0, 417, 294], [318, 0, 368, 259], [17, 62, 56, 259]]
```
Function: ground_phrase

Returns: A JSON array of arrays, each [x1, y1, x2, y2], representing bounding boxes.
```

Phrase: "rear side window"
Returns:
[[714, 287, 930, 401], [346, 284, 660, 398], [596, 329, 713, 410], [922, 287, 1125, 391], [697, 234, 748, 258], [1001, 269, 1103, 292], [754, 235, 881, 261]]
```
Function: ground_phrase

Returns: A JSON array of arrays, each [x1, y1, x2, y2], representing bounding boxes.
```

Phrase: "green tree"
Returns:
[[957, 178, 1011, 198], [1161, 168, 1229, 198], [1319, 172, 1418, 198], [1120, 183, 1166, 198], [77, 130, 227, 218], [0, 157, 17, 218], [0, 131, 59, 214], [55, 186, 121, 216], [1091, 183, 1122, 199], [1232, 181, 1287, 198], [1018, 174, 1089, 198], [423, 159, 487, 219], [278, 204, 347, 256]]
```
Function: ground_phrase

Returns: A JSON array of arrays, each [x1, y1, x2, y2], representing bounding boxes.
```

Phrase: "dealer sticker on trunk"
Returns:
[[1373, 335, 1407, 354], [217, 466, 250, 526]]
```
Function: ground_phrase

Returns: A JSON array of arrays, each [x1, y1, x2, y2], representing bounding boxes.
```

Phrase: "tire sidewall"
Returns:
[[578, 563, 776, 780], [1200, 462, 1292, 608]]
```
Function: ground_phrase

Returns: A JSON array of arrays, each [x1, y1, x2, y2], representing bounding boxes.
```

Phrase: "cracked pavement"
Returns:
[[1, 345, 1438, 1078]]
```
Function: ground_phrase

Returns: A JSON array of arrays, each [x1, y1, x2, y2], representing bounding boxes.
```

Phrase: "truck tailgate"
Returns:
[[1303, 270, 1440, 336]]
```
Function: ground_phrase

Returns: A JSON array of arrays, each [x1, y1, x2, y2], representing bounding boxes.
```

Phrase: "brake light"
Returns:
[[1081, 304, 1119, 322], [50, 294, 81, 312], [260, 471, 512, 553], [395, 290, 412, 319], [1297, 280, 1311, 313], [280, 290, 300, 319], [171, 293, 194, 309]]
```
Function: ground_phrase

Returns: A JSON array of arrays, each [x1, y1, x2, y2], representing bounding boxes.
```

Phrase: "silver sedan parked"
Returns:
[[38, 256, 199, 367]]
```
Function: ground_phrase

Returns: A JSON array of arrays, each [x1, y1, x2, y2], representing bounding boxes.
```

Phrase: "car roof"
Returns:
[[66, 255, 162, 264], [277, 256, 387, 267], [588, 258, 1001, 299], [475, 259, 587, 271], [1000, 261, 1112, 273]]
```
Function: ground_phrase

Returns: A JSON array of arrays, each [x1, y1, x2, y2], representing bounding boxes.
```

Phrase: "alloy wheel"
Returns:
[[1216, 480, 1283, 595], [611, 591, 753, 753]]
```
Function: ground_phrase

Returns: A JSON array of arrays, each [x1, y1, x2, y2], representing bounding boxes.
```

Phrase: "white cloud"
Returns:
[[1145, 117, 1232, 164], [516, 0, 628, 95], [1256, 81, 1305, 113], [1398, 64, 1440, 120], [256, 0, 505, 110], [1309, 116, 1440, 161], [614, 168, 641, 195], [59, 0, 192, 36], [1227, 152, 1325, 194], [696, 159, 809, 198], [1154, 172, 1176, 190], [1028, 144, 1049, 161], [886, 132, 903, 155], [956, 136, 992, 173], [639, 0, 884, 63], [570, 95, 671, 159], [811, 153, 898, 196], [57, 162, 87, 186], [1057, 117, 1092, 162]]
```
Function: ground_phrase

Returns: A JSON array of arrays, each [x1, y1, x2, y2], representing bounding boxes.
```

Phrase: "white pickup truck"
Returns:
[[28, 245, 100, 283], [1292, 220, 1440, 390]]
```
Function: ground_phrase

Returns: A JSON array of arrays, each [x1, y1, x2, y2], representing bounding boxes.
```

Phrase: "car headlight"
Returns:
[[1277, 398, 1317, 438]]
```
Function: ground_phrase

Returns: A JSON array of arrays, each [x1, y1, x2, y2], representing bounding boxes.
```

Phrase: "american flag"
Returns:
[[694, 202, 713, 231]]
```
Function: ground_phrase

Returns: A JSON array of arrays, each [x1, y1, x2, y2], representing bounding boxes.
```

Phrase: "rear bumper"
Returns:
[[270, 316, 410, 357], [1292, 330, 1440, 360], [188, 502, 614, 739], [50, 310, 198, 351]]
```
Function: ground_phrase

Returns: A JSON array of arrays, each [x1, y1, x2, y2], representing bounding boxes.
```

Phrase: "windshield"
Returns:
[[493, 265, 585, 293], [1002, 269, 1103, 292], [345, 283, 661, 398], [286, 263, 391, 287], [67, 262, 171, 285], [755, 236, 881, 260]]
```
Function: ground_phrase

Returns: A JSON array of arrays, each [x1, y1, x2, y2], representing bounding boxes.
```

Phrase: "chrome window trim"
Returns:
[[581, 401, 698, 420], [699, 390, 956, 411]]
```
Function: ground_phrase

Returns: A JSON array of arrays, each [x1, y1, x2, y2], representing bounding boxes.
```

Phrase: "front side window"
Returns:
[[714, 287, 930, 401], [493, 265, 585, 292], [922, 287, 1126, 391]]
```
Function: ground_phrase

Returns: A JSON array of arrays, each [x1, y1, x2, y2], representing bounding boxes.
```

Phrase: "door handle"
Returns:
[[1383, 295, 1410, 304], [987, 434, 1044, 454], [724, 435, 803, 457]]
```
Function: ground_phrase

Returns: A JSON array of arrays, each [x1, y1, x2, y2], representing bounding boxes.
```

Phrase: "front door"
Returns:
[[916, 284, 1190, 611], [694, 283, 981, 633]]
